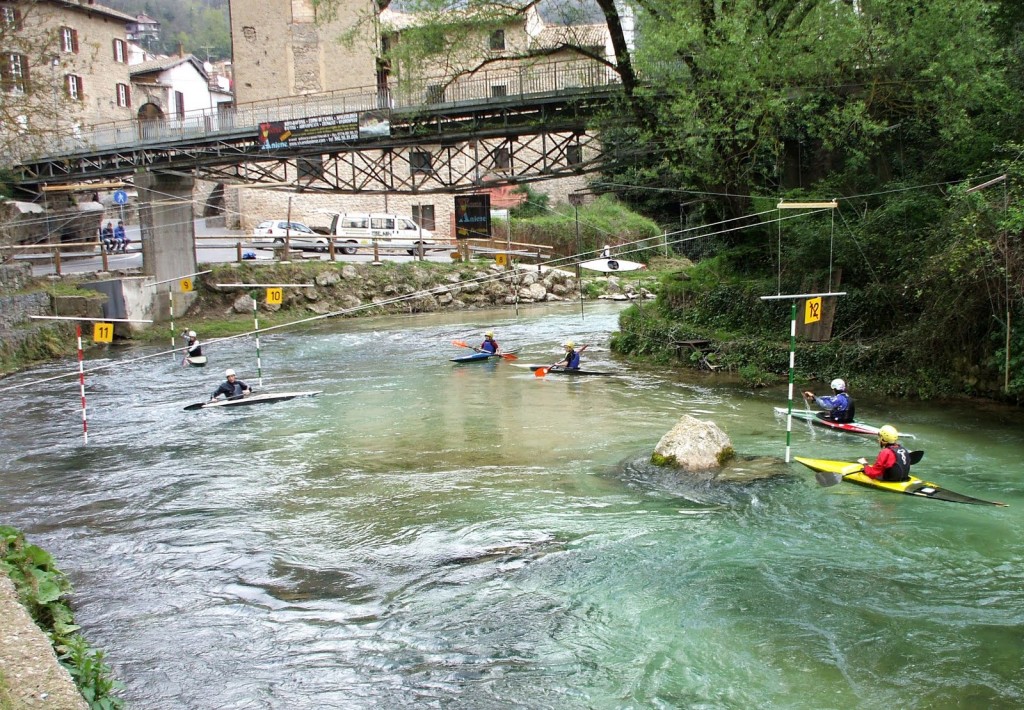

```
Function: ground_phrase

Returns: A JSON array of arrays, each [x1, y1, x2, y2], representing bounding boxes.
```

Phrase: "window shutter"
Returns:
[[20, 54, 28, 91], [77, 75, 83, 98], [112, 39, 117, 61], [72, 29, 79, 54], [125, 84, 131, 107], [15, 8, 21, 29]]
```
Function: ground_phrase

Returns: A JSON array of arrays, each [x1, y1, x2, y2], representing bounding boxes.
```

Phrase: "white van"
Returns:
[[326, 212, 438, 255]]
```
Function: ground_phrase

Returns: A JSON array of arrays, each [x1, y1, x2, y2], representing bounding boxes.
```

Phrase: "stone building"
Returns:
[[0, 0, 137, 163], [224, 0, 616, 239]]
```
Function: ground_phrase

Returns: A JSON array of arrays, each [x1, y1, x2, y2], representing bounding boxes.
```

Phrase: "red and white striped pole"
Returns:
[[77, 324, 88, 445]]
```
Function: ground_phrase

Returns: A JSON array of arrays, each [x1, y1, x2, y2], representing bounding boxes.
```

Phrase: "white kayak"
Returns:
[[184, 390, 322, 411], [579, 258, 646, 273]]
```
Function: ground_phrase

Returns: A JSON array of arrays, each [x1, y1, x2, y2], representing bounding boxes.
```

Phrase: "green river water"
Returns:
[[0, 301, 1021, 709]]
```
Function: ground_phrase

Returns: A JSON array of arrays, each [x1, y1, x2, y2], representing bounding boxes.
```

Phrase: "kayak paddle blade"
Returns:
[[183, 402, 207, 411], [500, 353, 518, 360], [909, 450, 924, 464], [815, 471, 845, 488], [452, 339, 470, 349], [534, 367, 548, 378]]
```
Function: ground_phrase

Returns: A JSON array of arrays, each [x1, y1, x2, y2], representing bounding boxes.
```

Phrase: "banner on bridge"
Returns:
[[258, 109, 391, 150]]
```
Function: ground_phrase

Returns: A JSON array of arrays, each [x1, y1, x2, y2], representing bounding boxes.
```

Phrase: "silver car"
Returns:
[[252, 220, 330, 252]]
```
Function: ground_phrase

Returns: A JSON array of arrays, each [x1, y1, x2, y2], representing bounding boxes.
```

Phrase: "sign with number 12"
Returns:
[[804, 297, 822, 325]]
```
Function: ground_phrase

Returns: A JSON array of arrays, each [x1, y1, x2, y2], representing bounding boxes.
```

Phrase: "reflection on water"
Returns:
[[0, 302, 1022, 708]]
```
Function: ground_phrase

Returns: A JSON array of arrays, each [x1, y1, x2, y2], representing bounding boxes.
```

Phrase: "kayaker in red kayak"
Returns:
[[857, 425, 912, 481], [803, 378, 855, 423]]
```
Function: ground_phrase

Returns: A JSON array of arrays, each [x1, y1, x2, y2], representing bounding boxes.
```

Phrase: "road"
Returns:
[[29, 219, 455, 277]]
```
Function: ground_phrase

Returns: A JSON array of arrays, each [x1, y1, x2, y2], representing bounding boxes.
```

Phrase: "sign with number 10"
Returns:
[[266, 287, 283, 305]]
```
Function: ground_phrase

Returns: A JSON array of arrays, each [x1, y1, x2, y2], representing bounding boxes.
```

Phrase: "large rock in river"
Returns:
[[652, 414, 734, 471]]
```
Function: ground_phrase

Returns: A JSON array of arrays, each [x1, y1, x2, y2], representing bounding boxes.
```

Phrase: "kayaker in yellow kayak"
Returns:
[[857, 425, 912, 482]]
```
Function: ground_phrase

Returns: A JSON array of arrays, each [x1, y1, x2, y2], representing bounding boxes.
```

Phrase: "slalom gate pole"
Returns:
[[785, 301, 796, 463], [253, 297, 263, 388], [77, 324, 88, 445], [169, 290, 176, 360]]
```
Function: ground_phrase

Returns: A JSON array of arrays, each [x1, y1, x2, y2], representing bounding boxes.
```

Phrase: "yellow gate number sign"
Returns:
[[179, 277, 194, 293], [93, 322, 114, 343], [804, 297, 822, 325], [494, 253, 508, 267], [266, 287, 283, 305]]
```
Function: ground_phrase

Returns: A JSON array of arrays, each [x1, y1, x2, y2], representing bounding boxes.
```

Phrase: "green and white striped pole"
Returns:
[[786, 301, 796, 462], [252, 295, 263, 388]]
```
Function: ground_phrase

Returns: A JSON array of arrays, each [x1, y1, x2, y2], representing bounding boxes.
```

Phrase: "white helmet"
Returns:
[[187, 330, 196, 338], [830, 378, 846, 392], [225, 369, 236, 377]]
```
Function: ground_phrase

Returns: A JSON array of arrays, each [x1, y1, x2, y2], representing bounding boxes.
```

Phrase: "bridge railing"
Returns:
[[19, 58, 622, 164]]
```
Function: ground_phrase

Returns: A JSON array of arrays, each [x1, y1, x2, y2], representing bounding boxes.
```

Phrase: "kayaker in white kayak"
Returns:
[[857, 425, 912, 482], [210, 369, 251, 402], [183, 330, 202, 358], [802, 378, 855, 423]]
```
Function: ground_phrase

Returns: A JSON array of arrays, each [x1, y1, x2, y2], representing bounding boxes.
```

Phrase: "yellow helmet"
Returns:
[[878, 425, 899, 444], [484, 331, 494, 338], [564, 340, 575, 349]]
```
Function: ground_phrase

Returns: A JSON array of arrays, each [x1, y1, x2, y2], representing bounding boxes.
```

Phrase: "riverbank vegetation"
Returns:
[[0, 526, 122, 709], [594, 0, 1024, 403]]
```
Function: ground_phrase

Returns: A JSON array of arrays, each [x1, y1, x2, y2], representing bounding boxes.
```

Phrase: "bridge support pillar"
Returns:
[[136, 171, 197, 322], [137, 171, 196, 280]]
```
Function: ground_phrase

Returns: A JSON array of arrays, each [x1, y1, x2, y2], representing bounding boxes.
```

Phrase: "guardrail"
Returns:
[[15, 57, 623, 164], [2, 235, 558, 277], [0, 240, 126, 275]]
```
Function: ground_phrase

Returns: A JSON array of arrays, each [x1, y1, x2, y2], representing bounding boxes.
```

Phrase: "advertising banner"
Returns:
[[258, 112, 359, 150], [454, 194, 491, 240]]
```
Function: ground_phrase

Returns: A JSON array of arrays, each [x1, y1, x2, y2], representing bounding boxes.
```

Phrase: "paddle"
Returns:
[[815, 450, 925, 487], [451, 339, 518, 360], [535, 345, 588, 377], [183, 390, 253, 411]]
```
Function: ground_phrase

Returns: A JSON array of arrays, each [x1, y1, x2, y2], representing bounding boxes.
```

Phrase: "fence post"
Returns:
[[372, 239, 381, 265], [328, 239, 336, 261], [236, 242, 242, 263], [54, 247, 62, 275], [100, 243, 109, 271]]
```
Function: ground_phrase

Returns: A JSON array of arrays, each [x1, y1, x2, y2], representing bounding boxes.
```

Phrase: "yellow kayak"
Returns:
[[794, 456, 1007, 507]]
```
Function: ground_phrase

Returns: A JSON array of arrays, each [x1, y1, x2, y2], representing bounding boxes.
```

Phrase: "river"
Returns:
[[0, 302, 1021, 709]]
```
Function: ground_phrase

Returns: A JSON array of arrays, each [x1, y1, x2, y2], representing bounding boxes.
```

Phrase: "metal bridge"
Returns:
[[13, 59, 623, 196]]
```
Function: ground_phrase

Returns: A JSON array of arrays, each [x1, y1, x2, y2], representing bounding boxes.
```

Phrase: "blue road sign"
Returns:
[[113, 190, 128, 205]]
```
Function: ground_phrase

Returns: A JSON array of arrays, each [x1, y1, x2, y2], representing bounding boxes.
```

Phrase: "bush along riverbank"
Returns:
[[610, 258, 1021, 402], [0, 526, 122, 709]]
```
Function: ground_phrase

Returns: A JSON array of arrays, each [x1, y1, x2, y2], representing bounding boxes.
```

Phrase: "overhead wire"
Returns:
[[0, 204, 824, 395]]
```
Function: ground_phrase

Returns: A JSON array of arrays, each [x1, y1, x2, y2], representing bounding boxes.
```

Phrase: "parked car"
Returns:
[[321, 212, 439, 255], [251, 220, 330, 252]]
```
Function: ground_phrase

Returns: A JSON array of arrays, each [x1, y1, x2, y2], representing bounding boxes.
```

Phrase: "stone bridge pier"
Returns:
[[136, 171, 198, 323]]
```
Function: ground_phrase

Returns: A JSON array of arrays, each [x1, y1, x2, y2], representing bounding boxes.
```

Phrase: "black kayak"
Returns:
[[528, 366, 614, 376]]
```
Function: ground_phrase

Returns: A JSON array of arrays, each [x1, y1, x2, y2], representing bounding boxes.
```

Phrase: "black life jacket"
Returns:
[[882, 443, 911, 482]]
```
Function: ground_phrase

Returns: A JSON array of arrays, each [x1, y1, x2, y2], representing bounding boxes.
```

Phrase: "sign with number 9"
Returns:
[[179, 278, 194, 292], [266, 287, 283, 305], [93, 322, 114, 343]]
